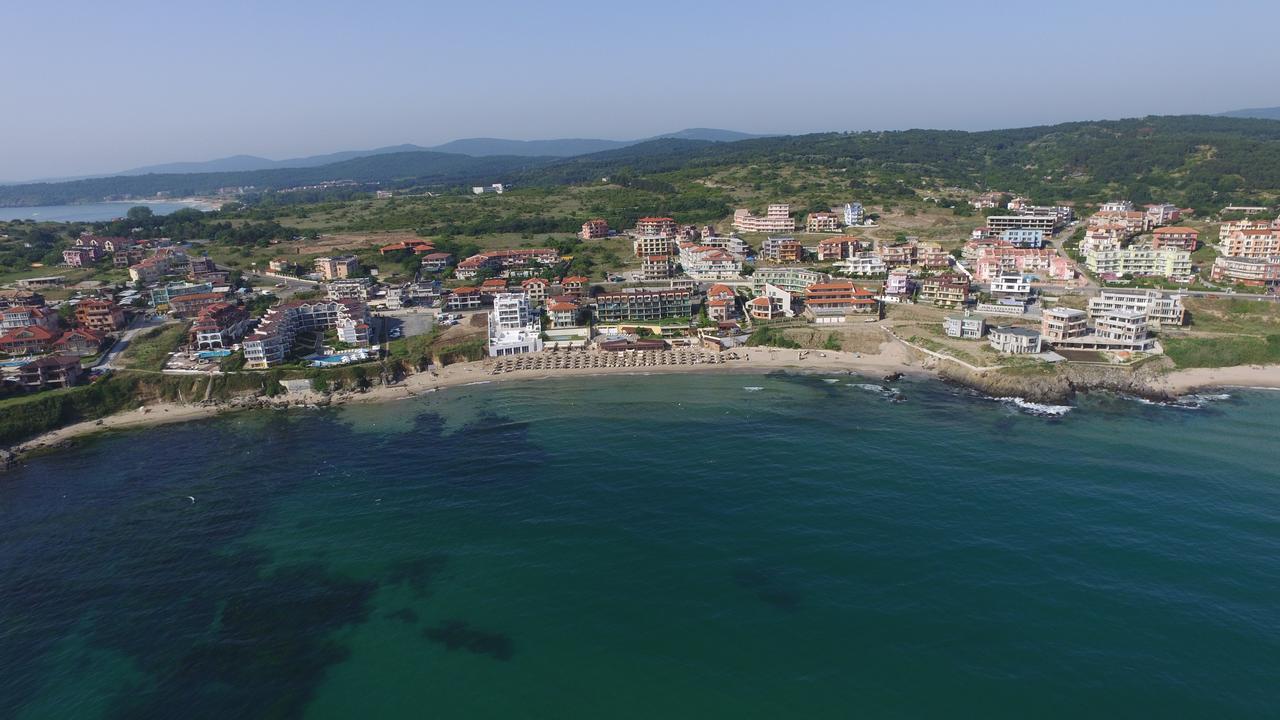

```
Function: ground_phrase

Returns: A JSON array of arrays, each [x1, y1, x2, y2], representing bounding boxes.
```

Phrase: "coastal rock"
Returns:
[[939, 359, 1177, 405]]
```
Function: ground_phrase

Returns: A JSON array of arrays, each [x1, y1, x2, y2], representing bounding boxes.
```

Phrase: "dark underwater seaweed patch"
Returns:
[[423, 620, 514, 661]]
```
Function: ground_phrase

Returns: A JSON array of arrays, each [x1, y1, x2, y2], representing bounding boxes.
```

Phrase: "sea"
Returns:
[[0, 201, 215, 223], [2, 373, 1278, 719]]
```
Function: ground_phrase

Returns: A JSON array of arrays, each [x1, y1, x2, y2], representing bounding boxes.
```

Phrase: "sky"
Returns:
[[2, 0, 1279, 181]]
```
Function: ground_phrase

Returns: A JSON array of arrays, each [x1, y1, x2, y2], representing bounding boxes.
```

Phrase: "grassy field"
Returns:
[[120, 324, 188, 371], [1163, 335, 1280, 368]]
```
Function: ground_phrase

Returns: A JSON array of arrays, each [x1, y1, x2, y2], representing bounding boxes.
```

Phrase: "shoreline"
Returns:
[[10, 343, 1280, 464]]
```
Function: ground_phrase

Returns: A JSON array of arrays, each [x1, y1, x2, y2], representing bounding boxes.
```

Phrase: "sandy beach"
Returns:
[[10, 342, 919, 457], [1153, 364, 1280, 395]]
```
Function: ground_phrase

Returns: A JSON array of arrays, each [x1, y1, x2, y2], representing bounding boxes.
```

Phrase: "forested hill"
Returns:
[[513, 115, 1280, 208], [6, 115, 1280, 208], [0, 152, 559, 207]]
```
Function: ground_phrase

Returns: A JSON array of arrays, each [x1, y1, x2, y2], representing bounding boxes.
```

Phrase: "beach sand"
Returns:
[[11, 342, 919, 456], [1153, 364, 1280, 395]]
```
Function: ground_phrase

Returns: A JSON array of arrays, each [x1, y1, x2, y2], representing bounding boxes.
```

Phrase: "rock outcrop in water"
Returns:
[[935, 358, 1176, 404]]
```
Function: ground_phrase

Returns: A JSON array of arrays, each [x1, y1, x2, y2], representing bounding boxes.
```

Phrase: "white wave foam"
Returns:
[[995, 396, 1073, 416], [822, 378, 841, 384], [743, 386, 764, 392]]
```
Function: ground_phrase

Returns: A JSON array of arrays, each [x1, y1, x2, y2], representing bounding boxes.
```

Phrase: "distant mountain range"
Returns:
[[8, 129, 769, 185], [1218, 106, 1280, 121]]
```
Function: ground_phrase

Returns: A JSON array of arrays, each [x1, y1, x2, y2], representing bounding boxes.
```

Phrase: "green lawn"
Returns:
[[1163, 334, 1280, 368], [120, 324, 188, 370]]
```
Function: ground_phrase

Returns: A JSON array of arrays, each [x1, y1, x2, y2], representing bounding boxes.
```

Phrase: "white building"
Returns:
[[1086, 289, 1186, 327], [944, 314, 986, 339], [326, 277, 374, 301], [989, 326, 1043, 354], [843, 202, 864, 226], [733, 204, 795, 233], [487, 293, 543, 357], [834, 252, 887, 276], [1085, 247, 1193, 281], [989, 273, 1032, 300], [678, 244, 744, 280]]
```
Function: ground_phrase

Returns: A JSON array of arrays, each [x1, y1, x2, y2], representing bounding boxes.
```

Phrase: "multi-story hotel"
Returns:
[[835, 252, 887, 276], [443, 287, 483, 310], [805, 212, 841, 233], [1085, 247, 1192, 281], [242, 299, 371, 368], [918, 274, 971, 307], [642, 255, 676, 280], [751, 267, 829, 295], [678, 244, 742, 280], [986, 215, 1058, 234], [733, 204, 795, 233], [73, 298, 125, 332], [314, 255, 360, 280], [988, 326, 1043, 354], [760, 236, 804, 263], [1210, 255, 1280, 289], [456, 248, 560, 279], [487, 293, 543, 356], [326, 277, 374, 301], [634, 217, 678, 237], [803, 281, 878, 323], [816, 237, 862, 261], [1041, 307, 1089, 342], [593, 287, 693, 323], [580, 219, 610, 240], [843, 202, 864, 226], [190, 302, 251, 350], [999, 229, 1045, 248], [1150, 227, 1199, 251], [1087, 289, 1186, 327], [973, 246, 1073, 282], [632, 235, 677, 258], [1220, 229, 1280, 258]]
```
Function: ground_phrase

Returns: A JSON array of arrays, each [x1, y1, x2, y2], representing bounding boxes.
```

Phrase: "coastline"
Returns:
[[10, 343, 918, 459], [11, 341, 1280, 464]]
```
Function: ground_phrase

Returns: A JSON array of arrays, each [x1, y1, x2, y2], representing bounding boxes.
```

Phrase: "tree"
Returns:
[[126, 206, 154, 222]]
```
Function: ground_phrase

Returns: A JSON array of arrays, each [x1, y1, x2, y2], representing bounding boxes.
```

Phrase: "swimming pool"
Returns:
[[196, 350, 232, 360]]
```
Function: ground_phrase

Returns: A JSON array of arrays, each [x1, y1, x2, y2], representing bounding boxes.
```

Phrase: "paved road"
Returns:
[[96, 315, 178, 370]]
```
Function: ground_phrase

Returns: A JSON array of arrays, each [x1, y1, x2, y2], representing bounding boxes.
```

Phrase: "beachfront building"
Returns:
[[1210, 256, 1280, 289], [803, 281, 878, 323], [242, 300, 372, 369], [835, 252, 887, 276], [326, 277, 375, 301], [635, 217, 678, 237], [191, 302, 251, 350], [844, 203, 864, 226], [733, 204, 795, 234], [314, 255, 360, 280], [760, 237, 804, 263], [1084, 247, 1193, 281], [705, 284, 738, 323], [944, 314, 986, 339], [751, 267, 829, 295], [487, 293, 543, 357], [593, 287, 693, 323], [1041, 307, 1088, 342], [988, 326, 1043, 354], [580, 219, 610, 240], [546, 297, 582, 329], [17, 355, 82, 390], [806, 212, 841, 233], [747, 295, 783, 321], [1150, 227, 1199, 252], [1087, 289, 1187, 327], [918, 274, 971, 308]]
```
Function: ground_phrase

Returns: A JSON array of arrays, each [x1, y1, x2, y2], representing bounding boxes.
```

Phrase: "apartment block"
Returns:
[[733, 204, 795, 233], [1087, 289, 1186, 327], [593, 287, 693, 323]]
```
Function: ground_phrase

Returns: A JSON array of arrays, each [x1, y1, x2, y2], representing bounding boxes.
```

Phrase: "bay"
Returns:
[[2, 373, 1278, 718]]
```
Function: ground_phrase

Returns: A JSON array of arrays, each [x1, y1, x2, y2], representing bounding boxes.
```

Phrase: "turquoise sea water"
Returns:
[[2, 373, 1279, 718], [0, 201, 213, 223]]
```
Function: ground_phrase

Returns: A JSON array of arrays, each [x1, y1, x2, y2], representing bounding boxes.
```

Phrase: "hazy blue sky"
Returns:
[[2, 0, 1278, 180]]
